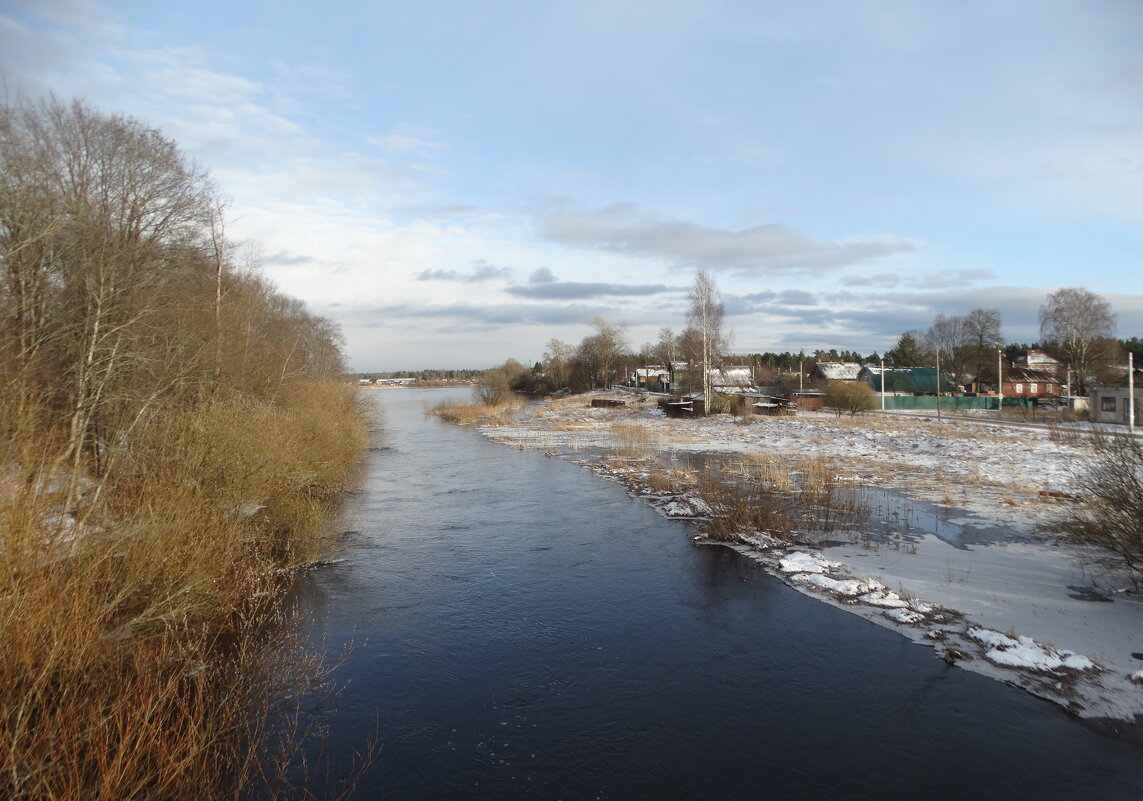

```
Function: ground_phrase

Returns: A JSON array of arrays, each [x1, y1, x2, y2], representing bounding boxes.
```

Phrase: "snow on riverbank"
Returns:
[[477, 392, 1143, 723]]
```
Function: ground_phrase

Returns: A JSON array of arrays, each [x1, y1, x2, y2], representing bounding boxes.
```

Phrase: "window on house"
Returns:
[[1102, 396, 1116, 412], [1029, 383, 1038, 394], [1014, 383, 1023, 394]]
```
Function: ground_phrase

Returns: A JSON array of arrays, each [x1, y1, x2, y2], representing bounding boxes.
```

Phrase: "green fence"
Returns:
[[878, 395, 1036, 411]]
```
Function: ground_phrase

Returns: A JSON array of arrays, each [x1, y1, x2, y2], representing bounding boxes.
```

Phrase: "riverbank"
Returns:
[[474, 392, 1143, 729]]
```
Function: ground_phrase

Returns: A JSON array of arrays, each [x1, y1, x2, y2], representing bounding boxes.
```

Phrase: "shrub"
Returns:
[[1058, 433, 1143, 585], [824, 380, 877, 416]]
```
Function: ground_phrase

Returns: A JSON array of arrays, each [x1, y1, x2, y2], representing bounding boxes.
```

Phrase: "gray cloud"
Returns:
[[506, 281, 671, 300], [345, 301, 612, 328], [537, 204, 920, 275], [841, 272, 902, 287], [529, 267, 557, 283], [417, 260, 513, 282], [740, 289, 818, 307], [265, 250, 314, 266], [912, 269, 995, 289]]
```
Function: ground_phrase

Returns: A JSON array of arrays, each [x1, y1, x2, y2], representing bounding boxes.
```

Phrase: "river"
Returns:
[[296, 388, 1143, 800]]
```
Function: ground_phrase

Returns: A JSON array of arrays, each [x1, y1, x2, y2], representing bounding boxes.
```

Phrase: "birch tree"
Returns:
[[1039, 288, 1115, 394], [687, 269, 724, 409]]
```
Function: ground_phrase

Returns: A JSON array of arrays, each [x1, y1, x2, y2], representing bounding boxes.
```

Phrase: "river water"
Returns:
[[297, 388, 1143, 800]]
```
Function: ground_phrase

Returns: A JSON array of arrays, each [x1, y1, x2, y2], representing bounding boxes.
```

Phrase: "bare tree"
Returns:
[[653, 327, 676, 368], [962, 308, 1003, 388], [576, 316, 627, 389], [687, 269, 725, 408], [543, 338, 574, 389], [1039, 288, 1116, 395], [925, 314, 969, 385]]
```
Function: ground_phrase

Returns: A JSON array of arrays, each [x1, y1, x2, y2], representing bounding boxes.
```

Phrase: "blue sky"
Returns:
[[3, 0, 1141, 370]]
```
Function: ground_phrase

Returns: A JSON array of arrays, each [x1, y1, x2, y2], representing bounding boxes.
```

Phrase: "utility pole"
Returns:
[[880, 359, 885, 413], [997, 348, 1004, 419], [1130, 351, 1136, 433], [935, 350, 942, 421]]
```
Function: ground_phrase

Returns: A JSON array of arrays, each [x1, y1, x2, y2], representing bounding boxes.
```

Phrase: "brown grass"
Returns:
[[0, 380, 372, 800], [428, 395, 525, 425], [609, 423, 658, 459]]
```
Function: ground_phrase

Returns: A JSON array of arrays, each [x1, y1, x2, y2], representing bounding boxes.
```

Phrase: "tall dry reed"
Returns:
[[0, 379, 370, 800]]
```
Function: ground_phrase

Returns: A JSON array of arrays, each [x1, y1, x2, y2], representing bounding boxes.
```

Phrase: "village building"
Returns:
[[1014, 349, 1063, 378], [1087, 386, 1142, 425], [998, 367, 1060, 399]]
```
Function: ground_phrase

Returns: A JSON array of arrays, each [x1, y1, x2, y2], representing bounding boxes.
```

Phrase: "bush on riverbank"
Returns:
[[1058, 432, 1143, 587], [0, 97, 369, 799]]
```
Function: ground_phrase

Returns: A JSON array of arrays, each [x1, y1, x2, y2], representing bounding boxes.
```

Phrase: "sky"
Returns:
[[2, 0, 1141, 371]]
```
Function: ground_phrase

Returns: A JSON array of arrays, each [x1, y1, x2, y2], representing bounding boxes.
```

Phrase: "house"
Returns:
[[632, 367, 670, 391], [1015, 349, 1063, 378], [858, 366, 955, 394], [753, 395, 797, 416], [999, 367, 1060, 399], [1088, 386, 1141, 425], [787, 389, 824, 411], [710, 366, 755, 389], [812, 362, 862, 382]]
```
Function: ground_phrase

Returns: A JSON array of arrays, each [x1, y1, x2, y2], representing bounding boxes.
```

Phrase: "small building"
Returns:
[[1088, 386, 1141, 425], [753, 396, 797, 416], [632, 367, 670, 392], [999, 367, 1060, 399], [787, 389, 824, 412]]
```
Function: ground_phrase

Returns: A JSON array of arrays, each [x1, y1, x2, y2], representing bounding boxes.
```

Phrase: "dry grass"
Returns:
[[1047, 421, 1090, 445], [427, 395, 525, 425], [609, 423, 659, 459], [646, 465, 698, 494], [0, 380, 371, 800]]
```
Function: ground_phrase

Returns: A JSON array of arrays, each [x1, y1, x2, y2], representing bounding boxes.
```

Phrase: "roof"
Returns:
[[1004, 367, 1059, 384], [711, 367, 754, 387], [814, 362, 863, 381], [860, 366, 954, 394], [1016, 349, 1061, 367]]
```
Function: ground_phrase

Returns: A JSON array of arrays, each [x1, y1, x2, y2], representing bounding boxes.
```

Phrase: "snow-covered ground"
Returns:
[[477, 392, 1143, 723]]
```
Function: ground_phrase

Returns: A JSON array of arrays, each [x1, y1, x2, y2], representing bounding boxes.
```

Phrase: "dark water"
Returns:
[[298, 389, 1143, 800]]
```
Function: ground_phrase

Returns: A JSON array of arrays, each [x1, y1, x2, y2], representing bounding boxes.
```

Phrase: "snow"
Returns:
[[778, 551, 838, 574], [966, 627, 1098, 673], [478, 393, 1143, 721]]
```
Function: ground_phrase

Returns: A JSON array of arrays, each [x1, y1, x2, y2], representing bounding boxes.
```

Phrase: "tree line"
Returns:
[[1, 97, 367, 797]]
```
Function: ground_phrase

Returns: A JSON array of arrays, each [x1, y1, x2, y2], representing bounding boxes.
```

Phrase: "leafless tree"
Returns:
[[543, 338, 574, 389], [962, 308, 1003, 387], [1039, 288, 1115, 395], [576, 316, 627, 389], [925, 313, 969, 385], [654, 326, 676, 369], [687, 269, 725, 407]]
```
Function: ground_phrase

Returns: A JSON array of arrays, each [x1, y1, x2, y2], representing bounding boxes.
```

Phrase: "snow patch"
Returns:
[[966, 627, 1098, 673]]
